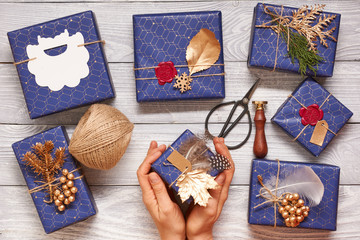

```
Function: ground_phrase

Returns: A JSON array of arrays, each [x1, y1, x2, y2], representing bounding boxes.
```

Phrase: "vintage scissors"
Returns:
[[205, 78, 261, 150]]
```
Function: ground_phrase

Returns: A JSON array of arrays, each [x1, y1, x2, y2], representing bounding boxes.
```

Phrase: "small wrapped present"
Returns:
[[151, 129, 231, 206], [8, 11, 114, 119], [12, 126, 97, 233], [248, 3, 341, 77], [133, 11, 225, 102], [272, 77, 352, 157], [248, 159, 340, 230]]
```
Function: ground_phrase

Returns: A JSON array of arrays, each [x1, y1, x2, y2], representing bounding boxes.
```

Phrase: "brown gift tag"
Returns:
[[310, 120, 328, 146], [167, 150, 192, 172]]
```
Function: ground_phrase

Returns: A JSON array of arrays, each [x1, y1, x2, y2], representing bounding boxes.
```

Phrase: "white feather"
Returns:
[[259, 166, 324, 207]]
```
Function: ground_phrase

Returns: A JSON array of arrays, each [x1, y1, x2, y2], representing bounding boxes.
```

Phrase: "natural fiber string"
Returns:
[[256, 5, 293, 71], [253, 159, 289, 228], [165, 145, 210, 188], [290, 93, 337, 141], [134, 63, 224, 71], [28, 168, 83, 203], [13, 40, 106, 66], [69, 104, 134, 170], [135, 72, 225, 81]]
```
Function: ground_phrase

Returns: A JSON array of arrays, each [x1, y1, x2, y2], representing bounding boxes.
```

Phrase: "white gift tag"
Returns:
[[26, 29, 90, 91]]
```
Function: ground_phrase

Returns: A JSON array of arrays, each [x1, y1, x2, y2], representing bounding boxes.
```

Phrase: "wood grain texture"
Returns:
[[0, 1, 359, 239], [1, 123, 359, 186], [0, 61, 359, 125], [0, 1, 360, 63], [0, 185, 360, 239]]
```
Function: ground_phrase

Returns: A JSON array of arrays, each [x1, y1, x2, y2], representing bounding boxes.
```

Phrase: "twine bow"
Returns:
[[254, 159, 289, 227], [28, 168, 83, 203], [256, 5, 291, 71]]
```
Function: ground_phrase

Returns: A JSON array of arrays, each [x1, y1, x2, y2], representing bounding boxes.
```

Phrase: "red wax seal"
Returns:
[[299, 104, 324, 126], [155, 61, 177, 85]]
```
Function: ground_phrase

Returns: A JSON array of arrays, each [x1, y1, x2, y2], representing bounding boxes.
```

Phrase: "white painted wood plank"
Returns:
[[0, 185, 359, 239], [0, 61, 358, 125], [0, 1, 359, 63], [1, 123, 359, 186]]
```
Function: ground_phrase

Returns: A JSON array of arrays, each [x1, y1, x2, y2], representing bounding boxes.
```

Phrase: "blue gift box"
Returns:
[[8, 11, 114, 119], [12, 126, 97, 233], [133, 11, 225, 102], [248, 3, 341, 77], [151, 129, 220, 203], [248, 159, 340, 230], [272, 77, 352, 157]]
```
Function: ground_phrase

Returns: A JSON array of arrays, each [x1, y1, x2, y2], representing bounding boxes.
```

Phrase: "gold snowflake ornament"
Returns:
[[173, 72, 193, 93]]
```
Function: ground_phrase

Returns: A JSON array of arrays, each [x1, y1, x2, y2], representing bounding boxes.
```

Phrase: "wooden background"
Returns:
[[0, 0, 359, 239]]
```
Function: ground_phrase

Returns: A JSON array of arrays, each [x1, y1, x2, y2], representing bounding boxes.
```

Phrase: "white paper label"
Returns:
[[26, 29, 90, 91]]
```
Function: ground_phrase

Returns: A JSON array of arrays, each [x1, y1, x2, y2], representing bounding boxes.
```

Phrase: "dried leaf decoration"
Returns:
[[186, 28, 221, 76], [176, 169, 218, 207]]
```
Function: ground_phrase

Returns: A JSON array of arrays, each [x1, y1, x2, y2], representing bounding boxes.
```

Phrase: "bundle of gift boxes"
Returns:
[[9, 3, 352, 233]]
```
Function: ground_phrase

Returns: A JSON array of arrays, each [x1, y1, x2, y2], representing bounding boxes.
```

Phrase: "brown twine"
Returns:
[[289, 94, 337, 141], [13, 40, 105, 66], [135, 72, 225, 81], [166, 145, 210, 188], [28, 168, 83, 203], [254, 159, 289, 228], [256, 5, 292, 71], [134, 63, 224, 71], [69, 104, 134, 170]]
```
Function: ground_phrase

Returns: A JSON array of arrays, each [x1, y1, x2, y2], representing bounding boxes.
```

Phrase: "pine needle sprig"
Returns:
[[23, 141, 66, 188], [257, 4, 337, 75]]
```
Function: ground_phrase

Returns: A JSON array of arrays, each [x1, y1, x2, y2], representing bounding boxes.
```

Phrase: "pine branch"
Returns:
[[23, 152, 45, 176]]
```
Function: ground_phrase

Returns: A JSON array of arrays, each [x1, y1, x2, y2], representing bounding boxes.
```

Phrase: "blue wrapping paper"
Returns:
[[12, 126, 97, 234], [151, 129, 220, 204], [8, 11, 114, 119], [272, 77, 352, 157], [133, 11, 225, 102], [248, 3, 341, 77], [248, 159, 340, 230]]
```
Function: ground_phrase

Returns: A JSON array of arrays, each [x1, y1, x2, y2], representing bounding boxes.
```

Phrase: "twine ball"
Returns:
[[69, 104, 134, 170]]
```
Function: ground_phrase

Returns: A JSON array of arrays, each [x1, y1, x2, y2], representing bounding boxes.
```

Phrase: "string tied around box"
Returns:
[[23, 140, 83, 212], [134, 28, 225, 93], [254, 159, 324, 228], [255, 4, 338, 75], [13, 40, 105, 66], [290, 93, 337, 146]]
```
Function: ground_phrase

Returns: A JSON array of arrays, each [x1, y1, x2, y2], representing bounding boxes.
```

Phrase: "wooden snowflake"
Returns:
[[173, 72, 193, 93]]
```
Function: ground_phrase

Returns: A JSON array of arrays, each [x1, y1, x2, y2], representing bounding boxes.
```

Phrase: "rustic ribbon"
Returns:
[[13, 40, 106, 66], [255, 5, 293, 71], [134, 64, 225, 81], [290, 94, 337, 142], [28, 168, 83, 203], [253, 159, 289, 228], [164, 145, 209, 188]]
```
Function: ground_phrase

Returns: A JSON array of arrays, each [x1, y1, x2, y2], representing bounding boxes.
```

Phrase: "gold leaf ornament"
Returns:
[[176, 169, 219, 207], [186, 28, 221, 75]]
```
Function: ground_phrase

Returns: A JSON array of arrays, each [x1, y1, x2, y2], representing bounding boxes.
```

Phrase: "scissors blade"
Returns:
[[242, 78, 261, 102]]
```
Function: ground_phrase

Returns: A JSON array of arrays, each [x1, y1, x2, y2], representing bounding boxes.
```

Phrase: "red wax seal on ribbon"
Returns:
[[155, 61, 177, 85], [299, 104, 324, 126]]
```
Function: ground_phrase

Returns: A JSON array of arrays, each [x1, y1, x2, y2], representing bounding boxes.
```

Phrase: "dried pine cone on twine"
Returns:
[[69, 104, 134, 170]]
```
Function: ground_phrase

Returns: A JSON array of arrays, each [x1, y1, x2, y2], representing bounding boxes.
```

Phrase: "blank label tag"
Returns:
[[310, 120, 328, 146], [167, 150, 192, 172]]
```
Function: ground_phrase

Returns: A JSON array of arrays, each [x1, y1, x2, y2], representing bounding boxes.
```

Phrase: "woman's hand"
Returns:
[[186, 137, 235, 240], [137, 141, 186, 240]]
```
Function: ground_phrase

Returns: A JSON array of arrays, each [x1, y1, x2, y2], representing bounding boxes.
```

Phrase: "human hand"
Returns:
[[137, 141, 186, 240], [186, 137, 235, 240]]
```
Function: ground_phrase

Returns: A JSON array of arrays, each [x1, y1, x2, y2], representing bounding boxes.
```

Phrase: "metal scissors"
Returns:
[[205, 78, 261, 150]]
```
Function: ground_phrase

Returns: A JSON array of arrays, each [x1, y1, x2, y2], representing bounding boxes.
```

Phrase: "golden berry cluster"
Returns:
[[53, 169, 78, 211], [278, 193, 310, 227]]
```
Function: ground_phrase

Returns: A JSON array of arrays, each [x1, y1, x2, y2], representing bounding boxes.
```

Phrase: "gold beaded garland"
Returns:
[[278, 192, 310, 228], [53, 169, 77, 212]]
